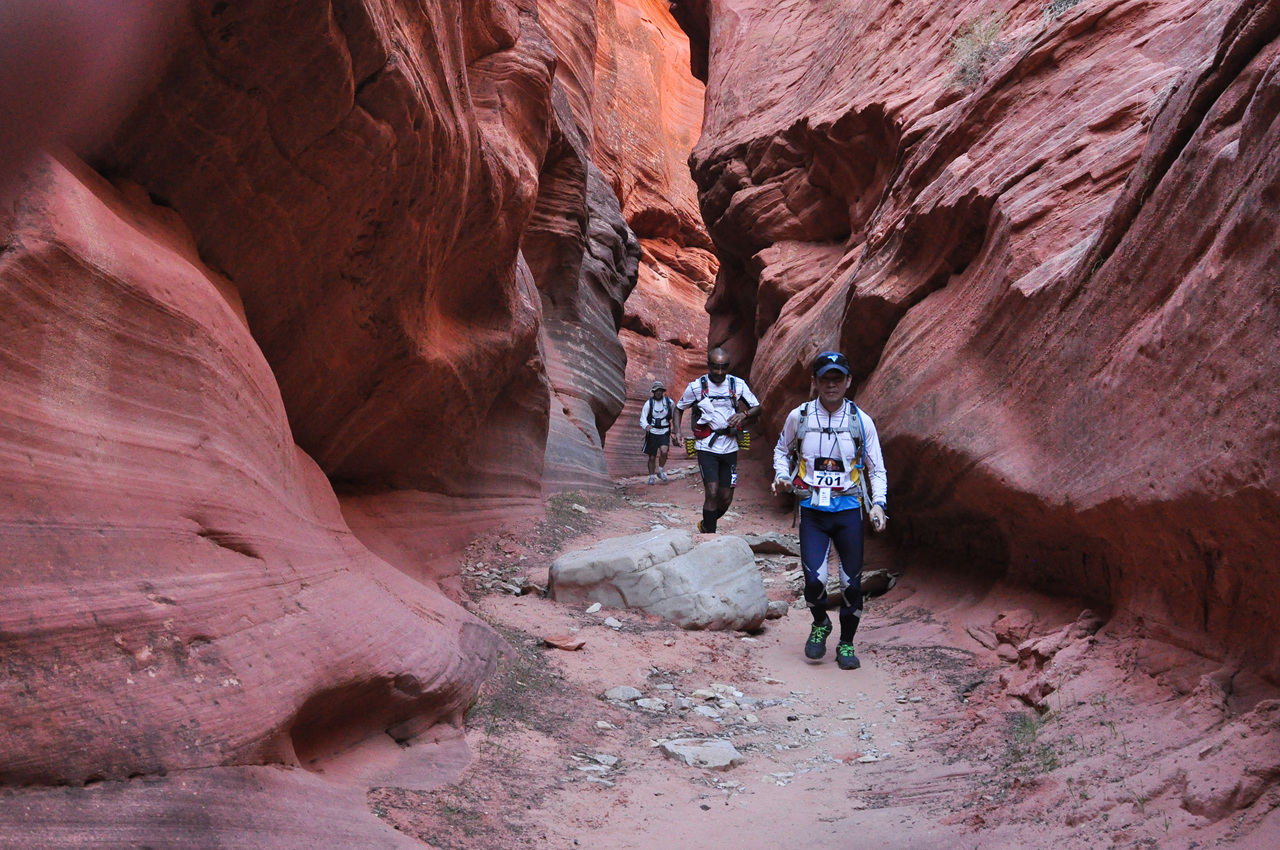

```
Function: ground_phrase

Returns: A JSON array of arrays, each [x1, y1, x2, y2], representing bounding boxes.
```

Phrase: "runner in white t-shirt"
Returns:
[[671, 348, 760, 533]]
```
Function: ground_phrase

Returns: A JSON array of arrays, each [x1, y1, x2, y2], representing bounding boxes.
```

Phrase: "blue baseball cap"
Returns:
[[812, 351, 851, 377]]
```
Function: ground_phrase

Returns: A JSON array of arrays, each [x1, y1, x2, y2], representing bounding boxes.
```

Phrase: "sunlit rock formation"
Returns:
[[593, 0, 717, 478], [678, 0, 1280, 674]]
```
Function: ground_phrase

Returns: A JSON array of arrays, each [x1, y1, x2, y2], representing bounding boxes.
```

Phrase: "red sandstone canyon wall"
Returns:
[[0, 153, 497, 842], [0, 0, 655, 843], [594, 0, 717, 478], [679, 0, 1280, 674]]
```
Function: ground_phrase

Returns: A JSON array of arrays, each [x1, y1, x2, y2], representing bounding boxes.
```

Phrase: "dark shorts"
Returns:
[[642, 432, 671, 456], [697, 449, 738, 488]]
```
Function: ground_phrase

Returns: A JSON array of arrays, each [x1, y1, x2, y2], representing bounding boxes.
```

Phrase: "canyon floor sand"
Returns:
[[368, 454, 1280, 849]]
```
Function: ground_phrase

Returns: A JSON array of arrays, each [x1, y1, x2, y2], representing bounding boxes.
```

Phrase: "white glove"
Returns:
[[869, 504, 887, 532], [771, 476, 792, 496]]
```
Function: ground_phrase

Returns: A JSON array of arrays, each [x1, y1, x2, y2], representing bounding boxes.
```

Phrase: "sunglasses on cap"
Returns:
[[812, 351, 851, 376]]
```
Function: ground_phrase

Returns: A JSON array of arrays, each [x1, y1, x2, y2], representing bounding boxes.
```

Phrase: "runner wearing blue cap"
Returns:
[[772, 351, 888, 670]]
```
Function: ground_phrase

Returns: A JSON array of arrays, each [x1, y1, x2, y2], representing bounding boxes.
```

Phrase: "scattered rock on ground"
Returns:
[[861, 569, 898, 597], [659, 738, 744, 771], [740, 532, 801, 556], [603, 686, 643, 702], [543, 634, 586, 651], [549, 530, 769, 630]]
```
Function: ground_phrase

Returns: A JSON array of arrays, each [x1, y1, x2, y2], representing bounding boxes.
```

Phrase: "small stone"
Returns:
[[691, 689, 717, 700], [765, 600, 789, 620], [654, 683, 675, 691], [635, 698, 668, 711], [603, 617, 623, 630], [543, 634, 586, 651], [659, 738, 744, 771], [603, 686, 643, 702], [595, 721, 616, 729], [743, 714, 759, 724], [761, 676, 785, 686], [585, 602, 602, 614], [589, 754, 620, 767], [693, 705, 722, 719], [571, 504, 589, 513]]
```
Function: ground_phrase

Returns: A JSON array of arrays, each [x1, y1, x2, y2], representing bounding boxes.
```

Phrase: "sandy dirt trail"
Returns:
[[369, 453, 1280, 850]]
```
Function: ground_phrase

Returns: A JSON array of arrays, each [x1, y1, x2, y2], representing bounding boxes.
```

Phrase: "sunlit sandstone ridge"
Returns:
[[676, 0, 1280, 674], [594, 0, 717, 478], [0, 0, 689, 844]]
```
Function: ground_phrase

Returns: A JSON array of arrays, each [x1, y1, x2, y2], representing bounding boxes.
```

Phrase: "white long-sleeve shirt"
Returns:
[[772, 399, 887, 512]]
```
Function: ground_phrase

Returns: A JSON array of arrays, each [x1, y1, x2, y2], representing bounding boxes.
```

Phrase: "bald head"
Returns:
[[706, 347, 730, 381]]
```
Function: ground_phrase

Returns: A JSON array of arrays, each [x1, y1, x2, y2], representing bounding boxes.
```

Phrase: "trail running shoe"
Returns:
[[648, 475, 656, 485], [836, 642, 861, 670], [657, 469, 667, 482], [805, 616, 832, 659]]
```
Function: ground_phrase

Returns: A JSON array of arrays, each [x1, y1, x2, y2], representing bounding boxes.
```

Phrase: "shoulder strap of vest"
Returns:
[[851, 401, 868, 468], [699, 375, 709, 398], [794, 402, 811, 447], [729, 375, 738, 406]]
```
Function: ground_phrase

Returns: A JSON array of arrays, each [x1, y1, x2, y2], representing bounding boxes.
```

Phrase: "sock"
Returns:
[[714, 506, 728, 519], [838, 612, 860, 644], [701, 509, 717, 533]]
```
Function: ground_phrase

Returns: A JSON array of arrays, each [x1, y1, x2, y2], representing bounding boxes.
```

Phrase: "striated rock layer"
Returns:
[[0, 0, 653, 843], [680, 0, 1280, 676], [0, 154, 498, 842], [594, 0, 717, 478]]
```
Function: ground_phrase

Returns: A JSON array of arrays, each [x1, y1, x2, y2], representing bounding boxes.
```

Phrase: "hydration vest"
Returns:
[[645, 397, 673, 429], [691, 375, 740, 439], [788, 400, 870, 503]]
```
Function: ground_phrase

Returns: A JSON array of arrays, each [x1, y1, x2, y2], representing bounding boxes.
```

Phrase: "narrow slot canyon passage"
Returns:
[[1, 0, 1278, 848]]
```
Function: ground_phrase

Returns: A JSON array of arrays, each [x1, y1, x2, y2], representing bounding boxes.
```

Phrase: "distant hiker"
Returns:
[[672, 348, 760, 533], [771, 351, 887, 671], [640, 380, 673, 485]]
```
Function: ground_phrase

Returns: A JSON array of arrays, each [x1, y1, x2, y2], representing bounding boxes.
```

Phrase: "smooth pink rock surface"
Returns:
[[0, 156, 498, 790], [680, 0, 1280, 673]]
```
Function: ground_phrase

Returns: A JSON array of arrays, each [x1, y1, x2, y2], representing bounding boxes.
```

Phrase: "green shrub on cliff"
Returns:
[[950, 11, 1010, 88], [1044, 0, 1082, 21]]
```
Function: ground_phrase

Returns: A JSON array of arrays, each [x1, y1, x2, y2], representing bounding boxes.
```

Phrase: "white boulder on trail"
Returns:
[[548, 529, 769, 631]]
